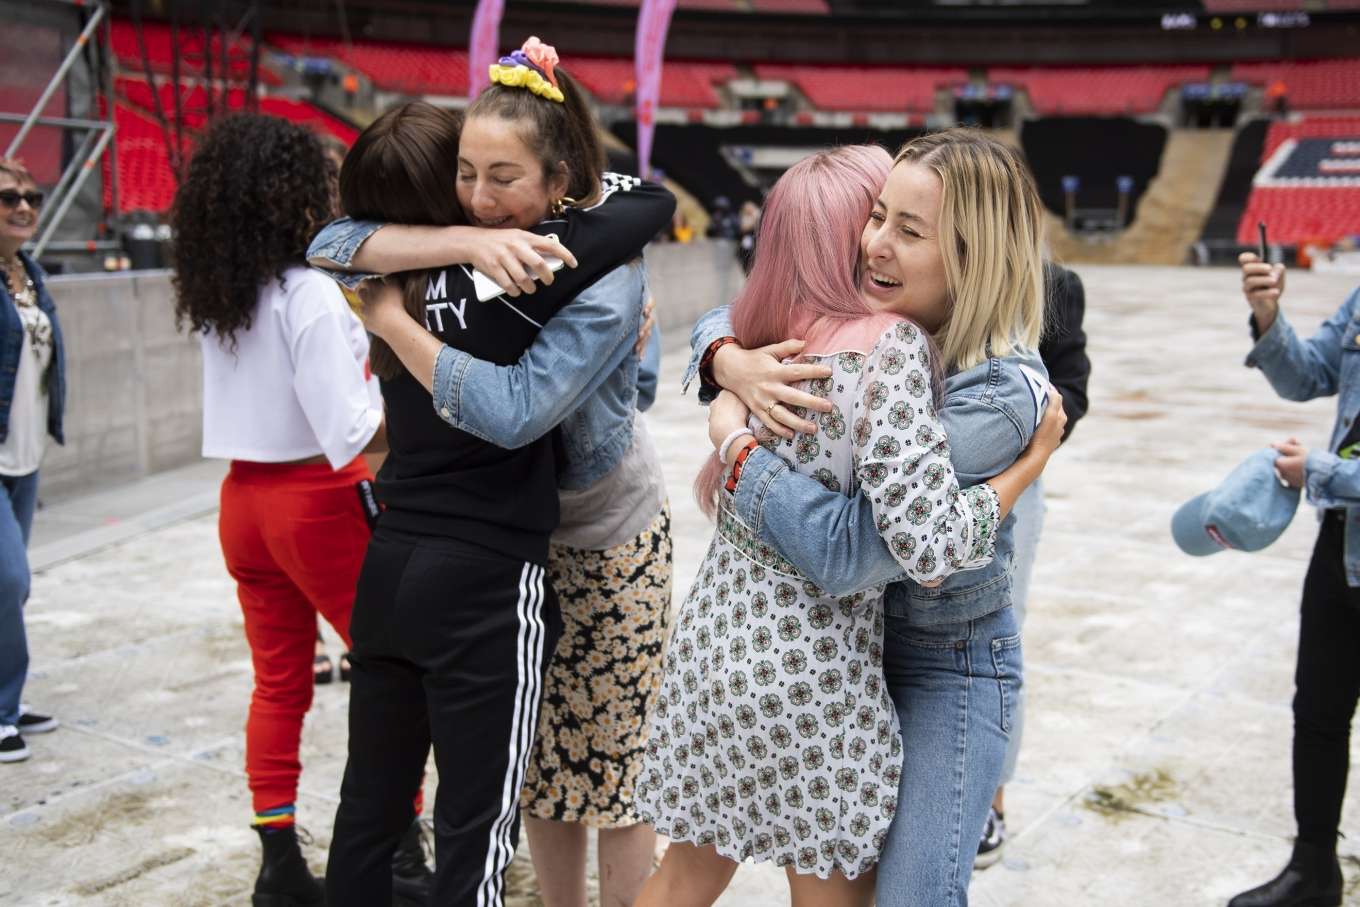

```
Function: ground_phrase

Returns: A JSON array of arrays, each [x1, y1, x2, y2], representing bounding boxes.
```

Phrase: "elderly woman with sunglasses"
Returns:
[[0, 158, 65, 766]]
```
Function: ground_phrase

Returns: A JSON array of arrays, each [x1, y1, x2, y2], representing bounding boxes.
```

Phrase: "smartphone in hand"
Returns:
[[1258, 221, 1268, 262]]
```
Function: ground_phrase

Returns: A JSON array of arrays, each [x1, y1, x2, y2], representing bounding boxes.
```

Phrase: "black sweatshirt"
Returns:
[[376, 174, 676, 564], [1042, 263, 1092, 443]]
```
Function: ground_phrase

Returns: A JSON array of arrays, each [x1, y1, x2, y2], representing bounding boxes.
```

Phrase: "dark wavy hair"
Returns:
[[170, 114, 336, 349]]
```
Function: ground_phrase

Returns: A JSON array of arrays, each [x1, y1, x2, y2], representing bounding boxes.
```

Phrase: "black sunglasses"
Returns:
[[0, 190, 44, 209]]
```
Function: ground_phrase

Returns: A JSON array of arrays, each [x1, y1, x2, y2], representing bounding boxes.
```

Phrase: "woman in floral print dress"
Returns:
[[634, 145, 1062, 907]]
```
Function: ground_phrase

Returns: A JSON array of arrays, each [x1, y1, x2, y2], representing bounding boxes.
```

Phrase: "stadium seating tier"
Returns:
[[1237, 186, 1360, 245], [753, 64, 964, 113], [990, 65, 1210, 116], [269, 35, 469, 97], [1232, 59, 1360, 111]]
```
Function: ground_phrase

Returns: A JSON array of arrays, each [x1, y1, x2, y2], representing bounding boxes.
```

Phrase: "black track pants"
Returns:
[[326, 526, 562, 907], [1293, 510, 1360, 851]]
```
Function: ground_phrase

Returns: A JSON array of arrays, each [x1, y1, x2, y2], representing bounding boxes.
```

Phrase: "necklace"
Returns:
[[0, 256, 35, 307]]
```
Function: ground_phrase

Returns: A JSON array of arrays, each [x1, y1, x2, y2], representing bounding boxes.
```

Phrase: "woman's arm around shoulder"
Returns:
[[851, 320, 1002, 585]]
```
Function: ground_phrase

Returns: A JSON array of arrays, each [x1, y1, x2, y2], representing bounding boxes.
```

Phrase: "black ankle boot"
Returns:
[[391, 818, 433, 905], [253, 825, 325, 906], [1227, 840, 1343, 907]]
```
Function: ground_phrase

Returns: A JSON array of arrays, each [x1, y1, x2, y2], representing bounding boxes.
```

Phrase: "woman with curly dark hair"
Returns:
[[170, 113, 385, 907]]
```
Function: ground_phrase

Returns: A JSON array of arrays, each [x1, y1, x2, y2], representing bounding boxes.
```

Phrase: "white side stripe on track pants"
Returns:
[[477, 563, 547, 907]]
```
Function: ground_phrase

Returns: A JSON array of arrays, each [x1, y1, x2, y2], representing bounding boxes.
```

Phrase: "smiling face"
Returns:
[[0, 172, 40, 256], [456, 114, 568, 230], [859, 161, 951, 333]]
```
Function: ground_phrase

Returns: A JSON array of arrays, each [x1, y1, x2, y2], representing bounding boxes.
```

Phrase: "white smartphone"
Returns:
[[471, 234, 568, 302]]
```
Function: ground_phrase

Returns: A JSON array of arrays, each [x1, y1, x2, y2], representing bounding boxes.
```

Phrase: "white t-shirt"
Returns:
[[0, 303, 53, 477], [201, 266, 381, 469]]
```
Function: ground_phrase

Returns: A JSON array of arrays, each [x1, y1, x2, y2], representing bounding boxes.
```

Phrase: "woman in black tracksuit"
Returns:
[[321, 98, 673, 907]]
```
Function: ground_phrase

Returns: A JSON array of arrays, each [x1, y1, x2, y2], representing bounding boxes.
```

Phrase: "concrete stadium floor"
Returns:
[[5, 264, 1360, 906]]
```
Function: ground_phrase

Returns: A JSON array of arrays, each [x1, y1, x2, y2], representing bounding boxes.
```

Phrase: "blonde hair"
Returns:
[[0, 158, 35, 188], [893, 129, 1045, 371]]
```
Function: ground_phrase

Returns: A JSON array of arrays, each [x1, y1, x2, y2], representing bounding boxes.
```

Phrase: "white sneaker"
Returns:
[[0, 724, 30, 763]]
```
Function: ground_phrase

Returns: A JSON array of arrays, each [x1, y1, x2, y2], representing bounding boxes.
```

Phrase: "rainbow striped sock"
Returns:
[[252, 803, 296, 831]]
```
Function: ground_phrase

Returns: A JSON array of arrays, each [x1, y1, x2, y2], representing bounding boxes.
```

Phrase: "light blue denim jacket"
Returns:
[[1246, 287, 1360, 586], [308, 218, 658, 491], [685, 305, 1045, 626]]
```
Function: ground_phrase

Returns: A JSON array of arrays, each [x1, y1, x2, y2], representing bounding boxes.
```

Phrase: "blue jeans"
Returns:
[[875, 605, 1023, 907], [1000, 478, 1044, 786], [0, 470, 38, 727]]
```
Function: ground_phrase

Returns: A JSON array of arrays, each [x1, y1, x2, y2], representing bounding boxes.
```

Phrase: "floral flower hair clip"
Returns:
[[488, 36, 565, 103]]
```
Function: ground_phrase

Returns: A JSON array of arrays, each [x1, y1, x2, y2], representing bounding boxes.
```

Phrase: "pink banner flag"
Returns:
[[468, 0, 505, 100], [634, 0, 678, 180]]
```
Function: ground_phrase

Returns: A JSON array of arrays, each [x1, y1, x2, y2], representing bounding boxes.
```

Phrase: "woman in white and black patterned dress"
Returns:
[[634, 147, 1057, 906]]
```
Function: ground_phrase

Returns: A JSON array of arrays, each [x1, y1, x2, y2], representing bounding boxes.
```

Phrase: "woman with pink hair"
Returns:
[[634, 143, 1062, 906]]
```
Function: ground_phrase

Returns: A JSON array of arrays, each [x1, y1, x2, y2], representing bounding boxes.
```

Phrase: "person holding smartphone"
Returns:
[[1227, 248, 1360, 907]]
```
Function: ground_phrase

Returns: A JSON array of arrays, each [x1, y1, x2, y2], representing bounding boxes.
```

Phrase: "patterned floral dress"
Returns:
[[637, 319, 1001, 880]]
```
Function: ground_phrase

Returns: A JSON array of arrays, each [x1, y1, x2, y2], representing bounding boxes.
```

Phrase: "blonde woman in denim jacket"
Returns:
[[0, 158, 65, 765], [684, 132, 1064, 906]]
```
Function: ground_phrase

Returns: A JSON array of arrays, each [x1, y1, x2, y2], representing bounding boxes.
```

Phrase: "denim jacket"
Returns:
[[308, 218, 657, 491], [686, 305, 1045, 626], [0, 251, 66, 446], [1246, 287, 1360, 586]]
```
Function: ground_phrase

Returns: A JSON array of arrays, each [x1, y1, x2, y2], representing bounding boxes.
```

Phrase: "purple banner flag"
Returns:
[[468, 0, 505, 99], [634, 0, 678, 179]]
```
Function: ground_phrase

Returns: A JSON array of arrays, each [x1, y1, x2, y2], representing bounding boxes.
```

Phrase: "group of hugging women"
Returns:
[[169, 34, 1085, 907]]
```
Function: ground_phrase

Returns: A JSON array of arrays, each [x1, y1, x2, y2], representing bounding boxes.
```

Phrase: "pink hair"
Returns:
[[694, 144, 892, 517]]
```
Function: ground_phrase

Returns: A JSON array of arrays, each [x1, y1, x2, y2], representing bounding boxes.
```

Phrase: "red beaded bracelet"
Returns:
[[725, 437, 760, 493], [699, 336, 740, 388]]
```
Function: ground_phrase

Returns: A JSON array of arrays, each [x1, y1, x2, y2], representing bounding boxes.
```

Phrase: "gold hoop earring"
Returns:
[[551, 195, 579, 217]]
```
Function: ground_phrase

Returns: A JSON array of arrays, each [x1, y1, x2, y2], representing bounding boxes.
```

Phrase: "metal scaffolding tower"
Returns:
[[2, 0, 117, 260]]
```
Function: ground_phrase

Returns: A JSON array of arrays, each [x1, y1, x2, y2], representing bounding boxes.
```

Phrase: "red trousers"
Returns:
[[220, 457, 372, 813]]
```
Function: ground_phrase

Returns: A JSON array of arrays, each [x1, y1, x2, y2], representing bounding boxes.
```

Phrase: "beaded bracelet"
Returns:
[[725, 437, 760, 493], [718, 428, 755, 465], [699, 336, 740, 389]]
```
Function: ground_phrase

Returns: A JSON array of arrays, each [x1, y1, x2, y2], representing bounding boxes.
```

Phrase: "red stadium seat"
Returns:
[[1232, 59, 1360, 110], [257, 97, 358, 144], [1258, 116, 1360, 160], [753, 64, 964, 113], [1203, 0, 1306, 10], [989, 65, 1210, 116], [109, 77, 357, 213], [569, 57, 736, 108], [1237, 117, 1360, 245], [269, 34, 470, 96], [1237, 186, 1360, 245], [111, 20, 281, 86], [110, 103, 182, 213]]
